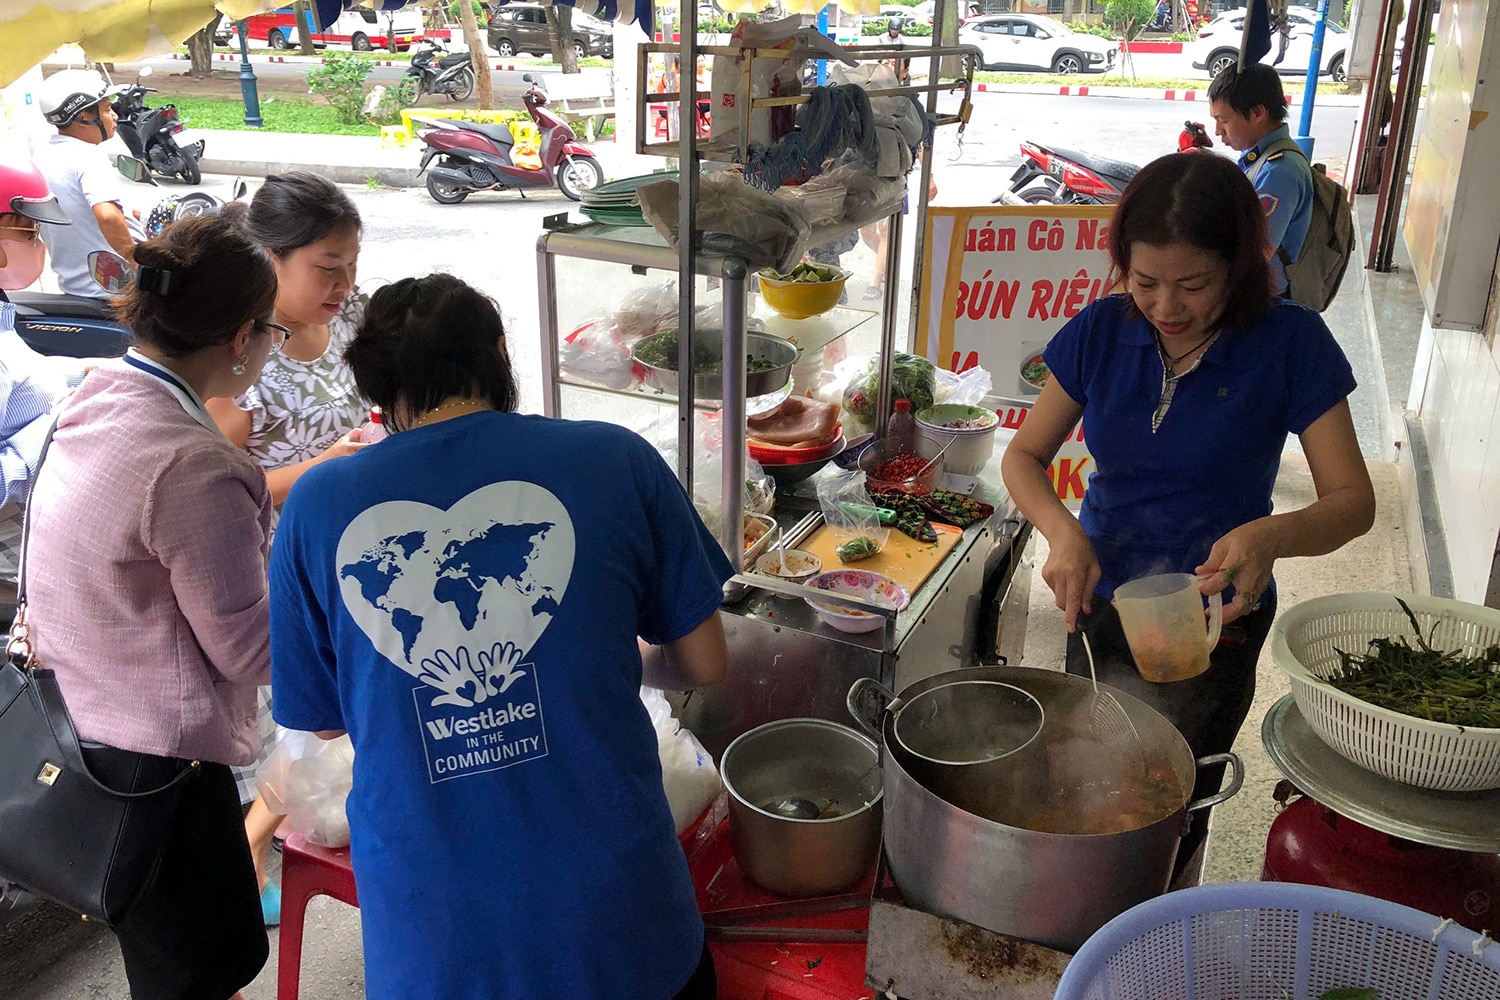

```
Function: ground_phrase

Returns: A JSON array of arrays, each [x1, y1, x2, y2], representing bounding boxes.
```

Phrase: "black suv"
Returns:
[[487, 4, 614, 60]]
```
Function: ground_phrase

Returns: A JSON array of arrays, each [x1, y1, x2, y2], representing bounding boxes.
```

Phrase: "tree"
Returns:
[[186, 13, 222, 79], [457, 0, 493, 107], [293, 0, 318, 57], [1103, 0, 1158, 80], [544, 5, 580, 74]]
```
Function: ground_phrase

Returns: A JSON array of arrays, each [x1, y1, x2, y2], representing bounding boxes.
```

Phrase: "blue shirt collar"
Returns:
[[1116, 295, 1270, 371], [1240, 125, 1293, 170]]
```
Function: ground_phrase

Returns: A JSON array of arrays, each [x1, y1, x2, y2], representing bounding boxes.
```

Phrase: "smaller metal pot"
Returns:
[[720, 719, 883, 898], [847, 676, 1044, 811]]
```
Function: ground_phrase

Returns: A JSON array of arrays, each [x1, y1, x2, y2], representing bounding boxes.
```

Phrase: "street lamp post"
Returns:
[[236, 20, 264, 127]]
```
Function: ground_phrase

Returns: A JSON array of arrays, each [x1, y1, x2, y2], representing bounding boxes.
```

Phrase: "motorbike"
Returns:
[[10, 157, 244, 360], [994, 122, 1214, 206], [405, 38, 477, 102], [110, 67, 204, 185], [415, 73, 604, 204]]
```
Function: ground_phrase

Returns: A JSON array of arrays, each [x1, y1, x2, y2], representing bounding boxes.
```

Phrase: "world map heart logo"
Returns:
[[336, 481, 575, 708]]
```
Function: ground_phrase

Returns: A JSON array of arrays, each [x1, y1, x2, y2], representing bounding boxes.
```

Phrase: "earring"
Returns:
[[232, 355, 249, 377]]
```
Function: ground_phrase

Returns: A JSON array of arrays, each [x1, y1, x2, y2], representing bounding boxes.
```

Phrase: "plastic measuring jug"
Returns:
[[1111, 573, 1222, 683]]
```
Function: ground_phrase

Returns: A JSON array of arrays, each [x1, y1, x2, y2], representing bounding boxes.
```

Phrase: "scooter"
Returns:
[[110, 67, 204, 185], [994, 122, 1213, 206], [10, 158, 244, 359], [415, 73, 604, 204], [405, 38, 477, 102]]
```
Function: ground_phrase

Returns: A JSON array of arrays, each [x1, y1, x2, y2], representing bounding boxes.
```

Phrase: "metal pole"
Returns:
[[676, 9, 698, 503], [236, 21, 263, 128], [816, 6, 830, 86], [721, 259, 747, 571], [1294, 0, 1329, 156]]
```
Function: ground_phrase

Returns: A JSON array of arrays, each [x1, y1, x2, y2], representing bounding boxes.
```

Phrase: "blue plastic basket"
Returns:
[[1053, 882, 1500, 1000]]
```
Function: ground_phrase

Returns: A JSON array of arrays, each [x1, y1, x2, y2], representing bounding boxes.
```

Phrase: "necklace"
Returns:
[[1155, 328, 1220, 379], [410, 398, 490, 430]]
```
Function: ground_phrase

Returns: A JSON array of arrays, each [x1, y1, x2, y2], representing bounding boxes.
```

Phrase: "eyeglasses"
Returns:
[[0, 225, 40, 244], [258, 319, 293, 355]]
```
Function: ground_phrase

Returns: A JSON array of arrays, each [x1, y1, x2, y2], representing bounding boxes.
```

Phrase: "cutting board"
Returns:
[[800, 522, 965, 597]]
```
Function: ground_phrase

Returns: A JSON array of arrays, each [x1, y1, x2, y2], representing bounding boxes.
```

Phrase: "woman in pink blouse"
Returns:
[[24, 216, 283, 1000]]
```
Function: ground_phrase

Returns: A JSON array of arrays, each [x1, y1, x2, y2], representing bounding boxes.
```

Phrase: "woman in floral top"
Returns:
[[209, 172, 369, 927]]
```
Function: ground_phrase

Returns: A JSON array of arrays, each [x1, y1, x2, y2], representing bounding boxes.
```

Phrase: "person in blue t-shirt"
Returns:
[[1001, 152, 1374, 882], [1208, 62, 1314, 297], [268, 274, 731, 1000]]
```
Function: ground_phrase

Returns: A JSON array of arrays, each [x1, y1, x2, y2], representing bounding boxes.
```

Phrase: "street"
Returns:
[[0, 90, 1366, 999]]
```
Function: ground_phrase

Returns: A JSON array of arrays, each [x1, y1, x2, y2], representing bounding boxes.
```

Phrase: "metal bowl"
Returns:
[[632, 329, 799, 400]]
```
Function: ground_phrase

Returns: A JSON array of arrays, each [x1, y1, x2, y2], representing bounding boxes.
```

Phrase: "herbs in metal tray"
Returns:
[[635, 331, 778, 375], [1330, 598, 1500, 728]]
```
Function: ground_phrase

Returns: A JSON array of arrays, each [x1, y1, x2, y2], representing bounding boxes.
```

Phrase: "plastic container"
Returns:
[[361, 407, 387, 443], [1113, 573, 1223, 683], [915, 404, 1000, 477], [756, 268, 849, 321], [886, 399, 917, 455], [772, 182, 847, 226], [1053, 882, 1500, 1000], [1273, 593, 1500, 791]]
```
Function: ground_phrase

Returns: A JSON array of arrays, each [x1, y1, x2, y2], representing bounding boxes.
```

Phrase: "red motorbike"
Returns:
[[994, 122, 1214, 206], [414, 73, 603, 204]]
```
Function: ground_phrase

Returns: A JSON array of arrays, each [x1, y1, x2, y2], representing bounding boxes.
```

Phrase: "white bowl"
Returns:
[[803, 570, 911, 634], [756, 549, 823, 594], [916, 404, 1000, 477]]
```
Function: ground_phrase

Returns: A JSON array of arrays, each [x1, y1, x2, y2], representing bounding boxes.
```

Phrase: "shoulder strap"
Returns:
[[1248, 138, 1308, 183], [13, 420, 57, 610]]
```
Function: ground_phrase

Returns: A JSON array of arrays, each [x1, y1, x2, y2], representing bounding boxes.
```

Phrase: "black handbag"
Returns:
[[0, 426, 200, 926]]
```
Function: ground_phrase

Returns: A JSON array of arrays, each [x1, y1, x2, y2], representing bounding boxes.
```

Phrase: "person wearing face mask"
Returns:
[[0, 158, 88, 614], [23, 215, 281, 1000], [1001, 153, 1374, 883], [34, 69, 138, 298], [207, 172, 368, 927]]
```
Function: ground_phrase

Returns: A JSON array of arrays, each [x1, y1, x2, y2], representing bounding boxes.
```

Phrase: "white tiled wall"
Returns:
[[1417, 313, 1500, 602]]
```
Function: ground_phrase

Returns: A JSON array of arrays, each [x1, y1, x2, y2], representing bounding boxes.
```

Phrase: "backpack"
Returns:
[[1250, 138, 1356, 312]]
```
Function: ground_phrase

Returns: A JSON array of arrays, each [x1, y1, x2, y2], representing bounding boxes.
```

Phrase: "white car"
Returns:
[[1187, 5, 1349, 81], [863, 4, 920, 27], [959, 14, 1118, 74]]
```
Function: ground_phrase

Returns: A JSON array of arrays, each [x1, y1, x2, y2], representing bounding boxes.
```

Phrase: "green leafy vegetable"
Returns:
[[635, 331, 779, 375], [835, 536, 881, 563], [842, 353, 936, 424], [1320, 989, 1380, 1000], [1328, 598, 1500, 728]]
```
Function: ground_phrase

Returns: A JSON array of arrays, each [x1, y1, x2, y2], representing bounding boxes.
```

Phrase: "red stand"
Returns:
[[276, 833, 359, 1000]]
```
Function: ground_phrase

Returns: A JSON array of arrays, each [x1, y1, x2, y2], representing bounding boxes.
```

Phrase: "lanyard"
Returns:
[[123, 351, 225, 439]]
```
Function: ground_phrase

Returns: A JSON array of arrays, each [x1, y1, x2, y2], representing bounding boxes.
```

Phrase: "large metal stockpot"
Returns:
[[849, 666, 1243, 953], [720, 719, 883, 898]]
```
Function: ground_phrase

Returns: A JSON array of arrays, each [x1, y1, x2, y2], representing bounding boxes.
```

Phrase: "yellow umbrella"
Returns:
[[0, 0, 281, 89]]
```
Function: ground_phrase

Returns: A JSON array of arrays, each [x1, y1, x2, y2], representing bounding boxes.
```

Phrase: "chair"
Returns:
[[276, 833, 358, 1000]]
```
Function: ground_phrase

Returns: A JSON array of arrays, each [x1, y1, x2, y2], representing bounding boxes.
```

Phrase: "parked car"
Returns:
[[959, 14, 1118, 74], [243, 5, 425, 51], [1187, 5, 1349, 81], [487, 3, 614, 59], [863, 4, 920, 27]]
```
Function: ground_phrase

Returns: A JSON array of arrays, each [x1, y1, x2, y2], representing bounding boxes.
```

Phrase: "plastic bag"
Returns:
[[638, 172, 811, 274], [559, 320, 636, 390], [841, 352, 937, 428], [258, 733, 355, 849], [614, 280, 680, 344], [934, 364, 993, 407], [641, 688, 723, 834], [745, 457, 775, 516], [817, 470, 888, 561]]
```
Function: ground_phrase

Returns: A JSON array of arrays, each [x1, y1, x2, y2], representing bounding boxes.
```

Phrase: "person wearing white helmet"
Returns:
[[34, 68, 137, 298]]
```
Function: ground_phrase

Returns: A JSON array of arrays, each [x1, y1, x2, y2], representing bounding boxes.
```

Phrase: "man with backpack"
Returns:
[[1207, 62, 1355, 312]]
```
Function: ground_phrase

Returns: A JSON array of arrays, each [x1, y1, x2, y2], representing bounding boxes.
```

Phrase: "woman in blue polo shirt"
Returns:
[[1002, 152, 1375, 879]]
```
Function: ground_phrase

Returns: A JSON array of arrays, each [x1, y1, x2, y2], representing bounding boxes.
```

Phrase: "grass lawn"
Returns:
[[187, 45, 612, 70], [973, 71, 1349, 95], [173, 96, 380, 135]]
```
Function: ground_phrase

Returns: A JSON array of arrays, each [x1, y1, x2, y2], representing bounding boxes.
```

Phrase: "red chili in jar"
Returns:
[[873, 454, 928, 482]]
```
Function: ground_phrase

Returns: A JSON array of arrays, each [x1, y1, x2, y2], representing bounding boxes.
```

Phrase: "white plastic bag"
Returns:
[[286, 735, 355, 848], [559, 320, 636, 390], [641, 688, 722, 834], [935, 364, 993, 407]]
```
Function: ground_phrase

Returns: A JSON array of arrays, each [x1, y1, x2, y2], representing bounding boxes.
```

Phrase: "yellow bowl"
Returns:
[[757, 268, 849, 320]]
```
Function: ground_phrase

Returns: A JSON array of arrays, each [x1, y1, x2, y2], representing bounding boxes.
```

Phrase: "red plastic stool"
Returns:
[[277, 833, 359, 1000]]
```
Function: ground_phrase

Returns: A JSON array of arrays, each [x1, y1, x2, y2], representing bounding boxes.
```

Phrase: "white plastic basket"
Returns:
[[1053, 882, 1500, 1000], [1272, 593, 1500, 792]]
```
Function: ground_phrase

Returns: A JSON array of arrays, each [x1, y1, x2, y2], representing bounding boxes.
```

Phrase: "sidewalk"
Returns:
[[198, 128, 654, 188]]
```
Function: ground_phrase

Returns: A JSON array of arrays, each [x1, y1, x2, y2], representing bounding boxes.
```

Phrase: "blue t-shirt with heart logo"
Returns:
[[269, 411, 733, 1000]]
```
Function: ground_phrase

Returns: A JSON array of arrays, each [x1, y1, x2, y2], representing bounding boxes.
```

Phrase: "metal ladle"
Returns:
[[767, 761, 882, 820]]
